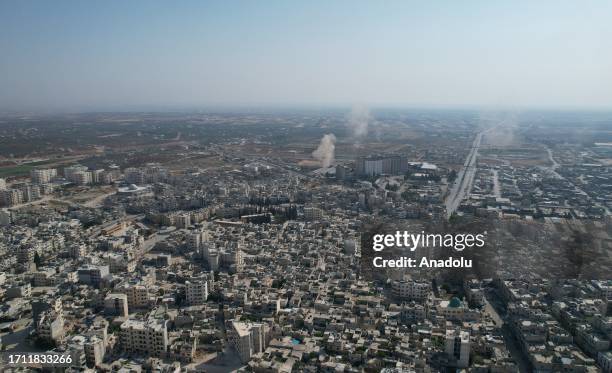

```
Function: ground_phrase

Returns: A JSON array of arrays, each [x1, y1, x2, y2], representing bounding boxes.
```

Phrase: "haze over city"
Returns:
[[1, 2, 611, 372], [1, 0, 612, 112]]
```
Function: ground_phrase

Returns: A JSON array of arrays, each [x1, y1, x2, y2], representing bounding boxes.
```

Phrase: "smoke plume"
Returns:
[[347, 105, 370, 137], [312, 134, 336, 168]]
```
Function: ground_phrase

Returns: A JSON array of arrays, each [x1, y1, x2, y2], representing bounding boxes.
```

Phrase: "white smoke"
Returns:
[[347, 105, 370, 138], [312, 134, 336, 168]]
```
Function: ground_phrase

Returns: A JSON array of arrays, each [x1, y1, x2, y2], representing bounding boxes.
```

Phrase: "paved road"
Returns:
[[484, 297, 503, 326], [445, 132, 483, 218], [492, 169, 501, 198], [484, 289, 531, 373], [444, 120, 512, 219]]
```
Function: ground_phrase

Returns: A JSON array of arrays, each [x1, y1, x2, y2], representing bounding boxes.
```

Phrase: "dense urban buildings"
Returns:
[[2, 0, 612, 369], [0, 109, 610, 372]]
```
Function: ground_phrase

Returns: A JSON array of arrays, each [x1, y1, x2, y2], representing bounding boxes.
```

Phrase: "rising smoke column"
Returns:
[[347, 105, 370, 138], [312, 134, 336, 168]]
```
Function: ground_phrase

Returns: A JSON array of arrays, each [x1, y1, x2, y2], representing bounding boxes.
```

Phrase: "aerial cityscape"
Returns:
[[0, 1, 611, 372]]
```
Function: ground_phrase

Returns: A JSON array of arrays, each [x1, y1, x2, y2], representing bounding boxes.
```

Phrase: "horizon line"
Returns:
[[2, 103, 612, 116]]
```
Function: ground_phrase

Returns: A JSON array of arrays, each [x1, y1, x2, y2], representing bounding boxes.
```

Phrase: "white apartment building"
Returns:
[[120, 318, 168, 358], [90, 169, 104, 184], [227, 321, 268, 363], [64, 165, 89, 183], [187, 231, 201, 250], [363, 158, 384, 176], [185, 277, 208, 306], [124, 167, 146, 184], [391, 279, 430, 301], [120, 283, 150, 310], [175, 213, 191, 228], [30, 168, 57, 184], [72, 171, 92, 185]]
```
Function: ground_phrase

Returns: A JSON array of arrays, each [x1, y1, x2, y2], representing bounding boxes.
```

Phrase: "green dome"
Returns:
[[449, 297, 462, 308]]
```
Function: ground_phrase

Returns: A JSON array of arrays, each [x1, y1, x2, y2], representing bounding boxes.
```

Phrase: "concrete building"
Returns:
[[64, 165, 89, 183], [6, 283, 31, 299], [185, 277, 208, 306], [124, 168, 146, 184], [120, 318, 168, 358], [304, 207, 323, 221], [104, 293, 129, 317], [187, 231, 201, 250], [32, 298, 63, 325], [358, 157, 383, 177], [120, 283, 150, 310], [68, 243, 86, 259], [335, 164, 354, 181], [391, 279, 430, 301], [72, 171, 92, 185], [1, 189, 22, 206], [84, 336, 106, 368], [90, 169, 104, 184], [175, 213, 191, 228], [37, 310, 65, 344], [445, 329, 470, 368], [30, 168, 57, 184], [77, 265, 110, 288], [33, 268, 57, 286], [597, 351, 612, 373], [0, 208, 11, 225], [228, 321, 269, 363], [356, 155, 408, 177]]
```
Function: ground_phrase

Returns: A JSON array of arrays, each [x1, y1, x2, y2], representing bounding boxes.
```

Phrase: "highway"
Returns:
[[444, 118, 512, 219], [445, 132, 483, 218]]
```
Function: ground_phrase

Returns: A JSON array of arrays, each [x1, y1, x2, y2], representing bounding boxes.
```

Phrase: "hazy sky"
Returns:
[[1, 0, 611, 111]]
